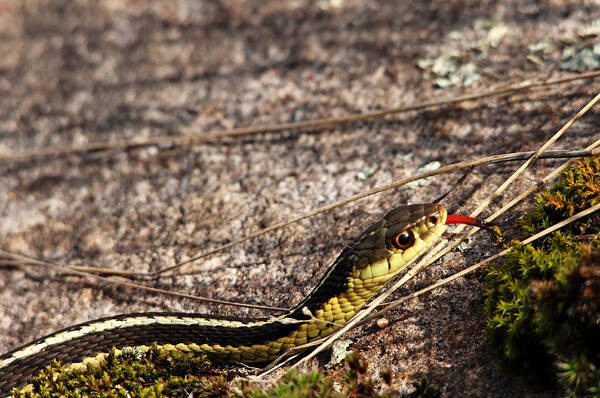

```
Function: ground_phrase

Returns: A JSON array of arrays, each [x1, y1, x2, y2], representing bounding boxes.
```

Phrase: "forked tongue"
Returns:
[[445, 214, 494, 230]]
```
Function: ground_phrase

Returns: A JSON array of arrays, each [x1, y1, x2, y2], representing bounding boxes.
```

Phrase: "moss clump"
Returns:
[[11, 345, 223, 397], [239, 353, 439, 398], [238, 370, 340, 398], [11, 349, 439, 397], [483, 156, 600, 396]]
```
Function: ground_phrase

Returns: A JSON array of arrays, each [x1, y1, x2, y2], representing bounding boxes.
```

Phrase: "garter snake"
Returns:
[[0, 203, 477, 394]]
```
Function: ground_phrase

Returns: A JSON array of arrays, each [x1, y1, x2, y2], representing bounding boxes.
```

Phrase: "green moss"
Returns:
[[11, 349, 439, 397], [11, 346, 219, 397], [521, 156, 600, 238], [238, 371, 340, 398], [483, 156, 600, 396], [238, 353, 439, 398]]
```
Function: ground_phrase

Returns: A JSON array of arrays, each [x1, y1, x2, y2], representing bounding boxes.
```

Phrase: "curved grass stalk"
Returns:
[[1, 71, 598, 162]]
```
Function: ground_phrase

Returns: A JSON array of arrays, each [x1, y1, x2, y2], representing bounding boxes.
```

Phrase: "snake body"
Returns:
[[0, 203, 449, 394]]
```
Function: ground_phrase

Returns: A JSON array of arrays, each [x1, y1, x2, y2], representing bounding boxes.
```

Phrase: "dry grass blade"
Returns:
[[487, 138, 600, 224], [3, 149, 588, 281], [376, 91, 600, 324], [0, 249, 144, 278], [472, 91, 600, 218], [282, 202, 600, 375], [9, 149, 592, 311], [6, 147, 594, 321], [370, 95, 600, 332], [416, 91, 600, 276], [152, 149, 598, 277], [373, 140, 600, 319], [366, 201, 600, 323], [0, 249, 287, 312], [281, 90, 600, 374], [0, 72, 598, 162]]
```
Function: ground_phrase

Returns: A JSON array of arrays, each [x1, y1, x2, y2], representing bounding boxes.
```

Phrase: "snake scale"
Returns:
[[0, 203, 478, 394]]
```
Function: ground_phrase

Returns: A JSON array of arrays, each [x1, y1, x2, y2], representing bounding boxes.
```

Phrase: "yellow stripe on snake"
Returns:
[[0, 203, 475, 394]]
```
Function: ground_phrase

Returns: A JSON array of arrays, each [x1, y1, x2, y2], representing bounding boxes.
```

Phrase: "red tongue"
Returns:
[[446, 214, 486, 227]]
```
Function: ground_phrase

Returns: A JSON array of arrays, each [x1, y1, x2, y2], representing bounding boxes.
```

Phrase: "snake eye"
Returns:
[[392, 230, 415, 250], [426, 215, 438, 227]]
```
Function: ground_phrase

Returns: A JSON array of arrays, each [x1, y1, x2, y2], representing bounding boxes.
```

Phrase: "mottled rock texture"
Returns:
[[1, 1, 599, 396]]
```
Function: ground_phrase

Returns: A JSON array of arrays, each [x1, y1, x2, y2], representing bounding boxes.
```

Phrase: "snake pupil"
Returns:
[[427, 215, 438, 226], [393, 230, 415, 250]]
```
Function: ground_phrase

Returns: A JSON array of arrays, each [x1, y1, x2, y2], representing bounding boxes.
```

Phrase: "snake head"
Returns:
[[291, 203, 481, 318], [373, 204, 448, 273], [383, 203, 447, 250], [347, 204, 448, 279]]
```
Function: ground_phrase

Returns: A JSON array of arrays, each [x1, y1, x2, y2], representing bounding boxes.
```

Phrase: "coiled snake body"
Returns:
[[0, 203, 468, 394]]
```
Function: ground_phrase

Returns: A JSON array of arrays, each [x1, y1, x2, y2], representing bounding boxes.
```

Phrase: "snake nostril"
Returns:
[[426, 215, 438, 227]]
